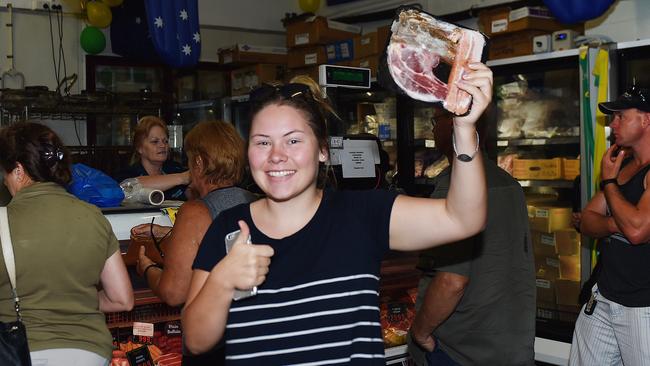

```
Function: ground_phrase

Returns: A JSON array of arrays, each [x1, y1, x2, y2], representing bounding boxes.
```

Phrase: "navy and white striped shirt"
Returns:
[[194, 189, 398, 365]]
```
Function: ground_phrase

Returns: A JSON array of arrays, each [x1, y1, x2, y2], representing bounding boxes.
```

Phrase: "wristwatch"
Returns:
[[599, 178, 618, 190]]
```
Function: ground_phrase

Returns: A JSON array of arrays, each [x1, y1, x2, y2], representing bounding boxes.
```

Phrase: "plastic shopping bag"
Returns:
[[68, 163, 124, 207]]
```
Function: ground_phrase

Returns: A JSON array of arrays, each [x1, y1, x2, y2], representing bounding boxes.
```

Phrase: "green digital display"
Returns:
[[331, 69, 364, 82], [321, 65, 371, 88]]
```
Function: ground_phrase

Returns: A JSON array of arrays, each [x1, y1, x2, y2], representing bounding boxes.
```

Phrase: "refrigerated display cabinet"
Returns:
[[615, 39, 650, 90], [483, 46, 617, 364]]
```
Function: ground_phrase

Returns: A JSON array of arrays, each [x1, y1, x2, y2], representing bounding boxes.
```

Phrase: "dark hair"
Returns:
[[131, 116, 168, 165], [249, 79, 333, 188], [184, 121, 247, 186], [0, 122, 72, 186]]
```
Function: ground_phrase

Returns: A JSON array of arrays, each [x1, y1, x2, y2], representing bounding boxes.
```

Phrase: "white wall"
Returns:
[[1, 0, 649, 96], [585, 0, 650, 42], [0, 9, 83, 93], [198, 0, 299, 32]]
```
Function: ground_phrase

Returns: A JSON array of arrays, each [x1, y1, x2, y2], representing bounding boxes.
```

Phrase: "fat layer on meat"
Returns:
[[387, 9, 485, 115]]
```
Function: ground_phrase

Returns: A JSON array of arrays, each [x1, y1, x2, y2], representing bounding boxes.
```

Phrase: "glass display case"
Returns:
[[615, 39, 650, 92], [486, 49, 589, 343]]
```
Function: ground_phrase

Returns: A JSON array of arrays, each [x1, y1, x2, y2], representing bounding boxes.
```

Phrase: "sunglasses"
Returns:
[[249, 83, 313, 103], [150, 217, 170, 259]]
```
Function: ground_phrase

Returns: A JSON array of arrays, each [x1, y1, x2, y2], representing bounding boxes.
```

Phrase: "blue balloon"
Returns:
[[543, 0, 616, 24]]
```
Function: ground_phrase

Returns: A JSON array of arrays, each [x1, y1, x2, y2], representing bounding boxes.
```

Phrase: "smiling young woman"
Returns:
[[183, 63, 493, 365]]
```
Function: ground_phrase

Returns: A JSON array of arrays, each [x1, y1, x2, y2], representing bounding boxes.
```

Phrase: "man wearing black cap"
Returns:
[[569, 85, 650, 365]]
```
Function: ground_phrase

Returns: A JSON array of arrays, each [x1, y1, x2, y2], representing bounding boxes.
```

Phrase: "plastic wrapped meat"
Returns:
[[386, 7, 486, 115]]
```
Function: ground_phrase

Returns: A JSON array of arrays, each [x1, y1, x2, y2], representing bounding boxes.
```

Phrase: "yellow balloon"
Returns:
[[86, 1, 112, 28], [101, 0, 123, 7], [299, 0, 320, 13]]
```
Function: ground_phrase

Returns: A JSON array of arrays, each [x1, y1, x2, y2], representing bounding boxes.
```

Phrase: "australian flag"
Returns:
[[144, 0, 201, 68]]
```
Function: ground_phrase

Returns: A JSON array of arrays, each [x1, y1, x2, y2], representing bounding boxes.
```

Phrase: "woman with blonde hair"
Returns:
[[115, 116, 189, 200]]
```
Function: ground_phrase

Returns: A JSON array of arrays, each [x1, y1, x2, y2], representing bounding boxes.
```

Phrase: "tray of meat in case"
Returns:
[[380, 6, 487, 115]]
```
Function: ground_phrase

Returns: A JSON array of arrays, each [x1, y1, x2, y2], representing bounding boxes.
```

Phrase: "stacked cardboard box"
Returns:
[[348, 25, 391, 79], [286, 16, 361, 81], [529, 203, 582, 316], [230, 64, 286, 97], [479, 6, 583, 60], [217, 44, 289, 96]]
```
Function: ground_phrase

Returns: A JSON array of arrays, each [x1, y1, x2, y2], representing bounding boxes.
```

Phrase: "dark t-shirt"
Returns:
[[114, 160, 187, 200], [417, 159, 536, 366], [193, 189, 398, 365], [599, 164, 650, 307]]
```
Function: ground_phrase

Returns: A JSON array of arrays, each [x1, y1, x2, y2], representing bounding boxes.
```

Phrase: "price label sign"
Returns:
[[133, 322, 154, 345]]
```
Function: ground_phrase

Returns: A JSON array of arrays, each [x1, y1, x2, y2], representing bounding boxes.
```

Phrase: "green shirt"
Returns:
[[0, 182, 118, 359], [414, 158, 536, 365]]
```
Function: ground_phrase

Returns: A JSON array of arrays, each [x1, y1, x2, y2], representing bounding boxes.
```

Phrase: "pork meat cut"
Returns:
[[387, 8, 486, 115]]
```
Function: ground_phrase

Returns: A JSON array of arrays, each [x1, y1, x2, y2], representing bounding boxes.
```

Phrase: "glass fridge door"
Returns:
[[616, 40, 650, 92], [487, 51, 583, 342]]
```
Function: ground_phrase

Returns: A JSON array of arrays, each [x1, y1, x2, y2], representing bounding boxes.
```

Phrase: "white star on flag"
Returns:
[[182, 44, 192, 55], [154, 16, 163, 28], [193, 32, 201, 43], [180, 9, 188, 20]]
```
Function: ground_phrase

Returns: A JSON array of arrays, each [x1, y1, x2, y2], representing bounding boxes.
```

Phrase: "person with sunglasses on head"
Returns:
[[114, 116, 190, 201], [569, 85, 650, 365], [132, 121, 257, 365], [183, 62, 492, 365], [0, 122, 133, 366]]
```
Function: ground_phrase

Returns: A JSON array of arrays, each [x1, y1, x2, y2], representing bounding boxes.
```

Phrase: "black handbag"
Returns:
[[0, 207, 31, 366]]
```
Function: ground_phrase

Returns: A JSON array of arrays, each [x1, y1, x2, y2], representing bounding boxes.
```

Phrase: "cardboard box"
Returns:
[[563, 158, 580, 181], [218, 44, 288, 65], [354, 32, 379, 59], [287, 46, 327, 69], [326, 39, 355, 62], [532, 229, 580, 256], [286, 16, 361, 48], [536, 256, 560, 280], [377, 25, 391, 52], [479, 6, 582, 37], [555, 229, 581, 256], [536, 275, 556, 305], [536, 278, 555, 304], [559, 255, 581, 281], [556, 279, 581, 306], [231, 64, 286, 96], [350, 56, 379, 78], [532, 231, 558, 257], [509, 6, 553, 22], [488, 30, 549, 60], [537, 305, 557, 320], [529, 205, 572, 233], [513, 158, 563, 180]]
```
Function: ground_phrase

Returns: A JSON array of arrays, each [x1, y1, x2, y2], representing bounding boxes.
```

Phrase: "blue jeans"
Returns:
[[425, 341, 460, 366]]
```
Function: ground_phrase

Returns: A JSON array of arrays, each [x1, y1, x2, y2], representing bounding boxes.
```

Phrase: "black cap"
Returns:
[[598, 86, 650, 114]]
